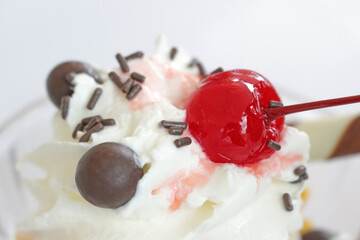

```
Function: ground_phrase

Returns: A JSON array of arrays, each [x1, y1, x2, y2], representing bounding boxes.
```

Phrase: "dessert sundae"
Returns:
[[16, 36, 359, 240]]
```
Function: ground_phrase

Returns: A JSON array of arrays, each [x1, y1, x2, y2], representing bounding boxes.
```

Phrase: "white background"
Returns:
[[1, 0, 360, 238], [1, 0, 360, 126]]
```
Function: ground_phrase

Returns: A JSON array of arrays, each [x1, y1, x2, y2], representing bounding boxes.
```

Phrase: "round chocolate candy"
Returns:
[[302, 230, 334, 240], [47, 61, 101, 108], [75, 142, 143, 209]]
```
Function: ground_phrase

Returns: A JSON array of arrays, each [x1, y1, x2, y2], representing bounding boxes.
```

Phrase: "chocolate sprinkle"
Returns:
[[130, 72, 146, 83], [87, 88, 103, 110], [126, 84, 142, 100], [294, 165, 306, 176], [125, 51, 144, 61], [90, 122, 104, 133], [300, 172, 309, 181], [82, 115, 102, 125], [84, 117, 101, 131], [210, 67, 224, 74], [174, 137, 192, 148], [160, 120, 187, 129], [47, 61, 102, 108], [79, 131, 92, 143], [72, 123, 84, 139], [101, 119, 116, 126], [108, 72, 123, 89], [60, 95, 70, 119], [79, 123, 104, 143], [267, 140, 281, 151], [188, 58, 207, 76], [196, 61, 206, 77], [282, 193, 294, 211], [170, 47, 178, 60], [269, 101, 284, 108], [116, 53, 130, 73], [75, 142, 143, 208], [168, 127, 184, 135], [121, 78, 134, 94], [291, 172, 309, 184]]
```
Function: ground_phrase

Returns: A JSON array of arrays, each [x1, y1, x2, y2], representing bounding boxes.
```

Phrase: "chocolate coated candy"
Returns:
[[302, 230, 334, 240], [47, 61, 101, 107], [75, 142, 143, 209]]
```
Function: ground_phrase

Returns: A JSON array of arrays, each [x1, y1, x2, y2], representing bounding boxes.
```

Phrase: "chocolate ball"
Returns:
[[302, 230, 334, 240], [75, 142, 143, 209], [46, 61, 101, 108]]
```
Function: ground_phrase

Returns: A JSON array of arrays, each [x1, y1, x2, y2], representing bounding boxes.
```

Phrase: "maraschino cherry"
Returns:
[[186, 69, 360, 166]]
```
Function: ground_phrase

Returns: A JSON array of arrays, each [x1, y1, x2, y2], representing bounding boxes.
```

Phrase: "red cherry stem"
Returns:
[[264, 94, 360, 123]]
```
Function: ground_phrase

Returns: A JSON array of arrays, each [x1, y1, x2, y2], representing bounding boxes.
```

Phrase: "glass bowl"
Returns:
[[0, 97, 359, 240], [0, 97, 52, 240]]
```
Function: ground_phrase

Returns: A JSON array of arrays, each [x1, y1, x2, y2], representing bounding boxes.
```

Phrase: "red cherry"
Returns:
[[186, 69, 360, 165], [186, 70, 285, 165]]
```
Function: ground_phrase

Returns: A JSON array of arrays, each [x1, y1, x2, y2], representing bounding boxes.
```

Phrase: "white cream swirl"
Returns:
[[17, 36, 310, 240]]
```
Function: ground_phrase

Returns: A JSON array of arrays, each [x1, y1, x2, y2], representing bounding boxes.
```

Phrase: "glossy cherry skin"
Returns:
[[186, 70, 284, 165]]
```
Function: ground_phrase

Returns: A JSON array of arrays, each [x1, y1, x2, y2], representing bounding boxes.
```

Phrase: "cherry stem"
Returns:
[[264, 94, 360, 123]]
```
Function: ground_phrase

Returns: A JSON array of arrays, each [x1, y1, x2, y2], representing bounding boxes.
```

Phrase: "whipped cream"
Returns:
[[17, 36, 310, 240]]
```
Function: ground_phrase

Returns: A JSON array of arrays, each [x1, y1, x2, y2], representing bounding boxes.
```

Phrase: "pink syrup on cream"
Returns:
[[152, 155, 217, 211], [247, 126, 303, 179], [248, 152, 303, 179], [116, 59, 303, 210], [152, 127, 303, 210], [116, 57, 200, 111]]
